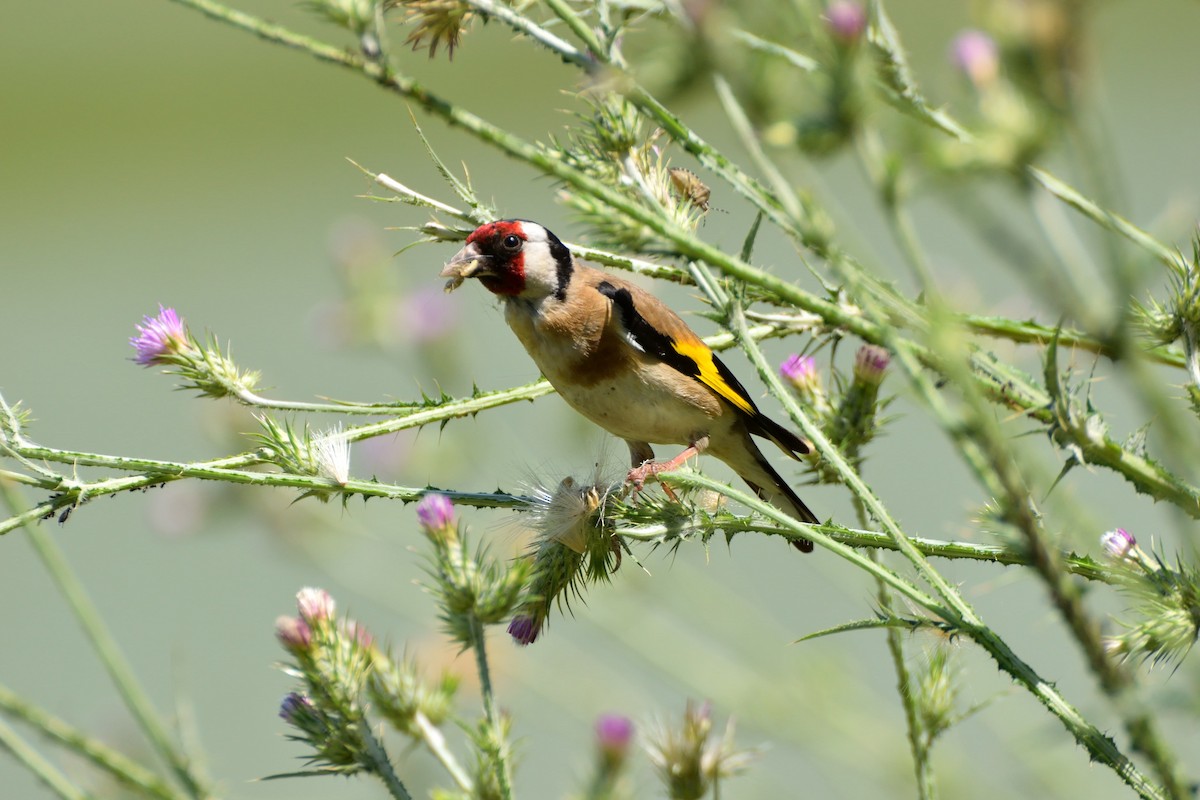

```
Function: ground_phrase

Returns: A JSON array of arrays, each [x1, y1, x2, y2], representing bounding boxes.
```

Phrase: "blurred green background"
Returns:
[[3, 1, 1200, 798]]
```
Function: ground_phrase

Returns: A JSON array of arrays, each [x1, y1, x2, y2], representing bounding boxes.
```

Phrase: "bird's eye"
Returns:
[[502, 234, 521, 250]]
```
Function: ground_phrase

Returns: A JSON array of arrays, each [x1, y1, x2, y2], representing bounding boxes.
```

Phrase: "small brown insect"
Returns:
[[668, 167, 711, 213]]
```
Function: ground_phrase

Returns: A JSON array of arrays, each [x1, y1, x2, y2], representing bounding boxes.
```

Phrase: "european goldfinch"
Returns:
[[442, 220, 818, 550]]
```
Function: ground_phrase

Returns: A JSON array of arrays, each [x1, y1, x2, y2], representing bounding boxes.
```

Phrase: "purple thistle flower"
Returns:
[[596, 713, 635, 763], [950, 29, 1000, 87], [852, 344, 890, 386], [279, 692, 316, 724], [417, 493, 455, 532], [825, 1, 867, 44], [508, 614, 541, 646], [129, 305, 188, 366], [780, 354, 818, 389], [275, 615, 312, 652], [296, 587, 336, 623], [1100, 528, 1136, 560]]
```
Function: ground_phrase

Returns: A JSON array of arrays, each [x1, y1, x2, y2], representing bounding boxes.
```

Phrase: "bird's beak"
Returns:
[[441, 242, 494, 280]]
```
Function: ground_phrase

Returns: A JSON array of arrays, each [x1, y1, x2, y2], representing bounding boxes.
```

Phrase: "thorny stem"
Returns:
[[463, 0, 591, 69], [0, 321, 791, 535], [715, 292, 1171, 799], [467, 617, 514, 800], [15, 2, 1189, 795], [0, 432, 1127, 580], [0, 481, 214, 800], [664, 470, 1167, 800], [0, 682, 181, 800], [857, 493, 935, 800], [849, 120, 1172, 794], [540, 0, 607, 62], [408, 197, 1191, 369], [359, 721, 413, 800], [867, 0, 1185, 276], [162, 0, 1200, 520]]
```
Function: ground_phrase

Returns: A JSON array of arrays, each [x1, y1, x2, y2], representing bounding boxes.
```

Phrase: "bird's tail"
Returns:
[[715, 435, 817, 553]]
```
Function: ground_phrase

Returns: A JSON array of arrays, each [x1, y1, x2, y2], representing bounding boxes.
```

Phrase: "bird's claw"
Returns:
[[625, 461, 681, 502]]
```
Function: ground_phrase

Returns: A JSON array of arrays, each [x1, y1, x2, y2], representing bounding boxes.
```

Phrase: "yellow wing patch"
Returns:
[[671, 339, 755, 415]]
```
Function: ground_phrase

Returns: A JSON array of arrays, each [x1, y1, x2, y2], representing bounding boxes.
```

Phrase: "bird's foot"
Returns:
[[626, 460, 682, 502], [625, 438, 709, 502]]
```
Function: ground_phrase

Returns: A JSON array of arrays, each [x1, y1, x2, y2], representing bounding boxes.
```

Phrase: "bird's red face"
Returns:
[[442, 220, 574, 301]]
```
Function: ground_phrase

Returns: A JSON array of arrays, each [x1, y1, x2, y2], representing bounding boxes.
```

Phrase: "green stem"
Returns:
[[960, 315, 1185, 368], [0, 717, 87, 800], [869, 0, 1184, 276], [1027, 167, 1184, 278], [359, 721, 413, 800], [1, 316, 802, 535], [0, 683, 180, 800], [849, 122, 1176, 794], [159, 0, 1200, 520], [464, 0, 591, 68], [540, 0, 607, 60], [468, 618, 514, 800], [857, 496, 935, 800], [413, 711, 473, 793], [718, 297, 1169, 798], [0, 481, 212, 800], [664, 471, 1165, 800], [615, 515, 1118, 582]]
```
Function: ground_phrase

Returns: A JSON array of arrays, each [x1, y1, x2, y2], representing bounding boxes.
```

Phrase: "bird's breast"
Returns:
[[503, 299, 727, 446]]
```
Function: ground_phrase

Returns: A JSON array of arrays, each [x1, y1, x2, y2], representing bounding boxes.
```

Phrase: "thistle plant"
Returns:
[[3, 1, 1200, 799]]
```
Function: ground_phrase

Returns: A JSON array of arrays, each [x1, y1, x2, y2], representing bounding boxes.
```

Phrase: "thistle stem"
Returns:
[[0, 718, 87, 800], [413, 711, 474, 793], [0, 481, 213, 800], [161, 0, 1200, 519], [0, 683, 180, 800], [468, 617, 514, 800], [359, 722, 413, 800]]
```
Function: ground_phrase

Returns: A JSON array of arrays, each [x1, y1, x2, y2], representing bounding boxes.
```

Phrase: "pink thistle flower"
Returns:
[[852, 344, 890, 386], [417, 493, 455, 532], [596, 713, 635, 764], [950, 29, 1000, 88], [296, 587, 336, 623], [780, 354, 818, 390], [129, 305, 188, 365], [341, 619, 375, 650], [275, 615, 312, 652], [825, 1, 866, 44], [1100, 528, 1136, 560]]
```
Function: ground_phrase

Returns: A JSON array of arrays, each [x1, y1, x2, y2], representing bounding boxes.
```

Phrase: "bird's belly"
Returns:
[[552, 367, 721, 446], [504, 299, 728, 446]]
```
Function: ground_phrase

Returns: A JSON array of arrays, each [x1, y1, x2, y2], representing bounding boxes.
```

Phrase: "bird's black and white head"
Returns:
[[442, 220, 573, 301]]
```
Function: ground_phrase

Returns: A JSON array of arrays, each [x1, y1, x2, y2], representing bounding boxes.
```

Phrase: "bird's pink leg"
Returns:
[[627, 436, 710, 501]]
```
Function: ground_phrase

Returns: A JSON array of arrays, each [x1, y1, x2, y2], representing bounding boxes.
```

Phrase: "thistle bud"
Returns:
[[950, 30, 1000, 88], [507, 614, 541, 647], [296, 587, 336, 623], [596, 713, 635, 767], [275, 615, 313, 653], [279, 692, 318, 726], [417, 493, 457, 544], [1100, 528, 1136, 561], [824, 1, 866, 45], [852, 344, 890, 386]]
